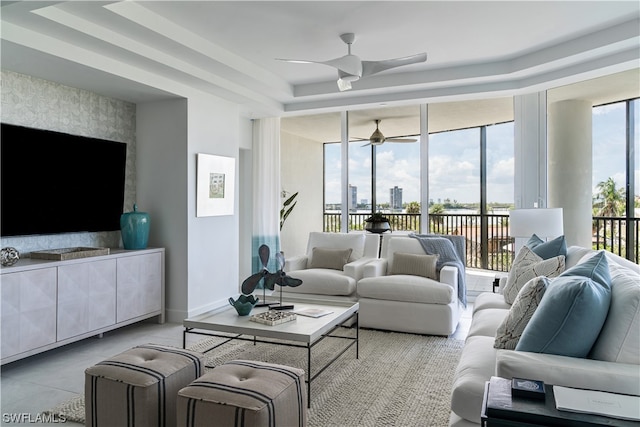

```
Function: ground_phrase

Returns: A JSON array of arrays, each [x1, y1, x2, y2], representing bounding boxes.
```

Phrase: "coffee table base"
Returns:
[[183, 311, 359, 408]]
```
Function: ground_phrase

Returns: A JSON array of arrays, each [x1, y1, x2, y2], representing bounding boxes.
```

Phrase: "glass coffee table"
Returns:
[[183, 300, 359, 407]]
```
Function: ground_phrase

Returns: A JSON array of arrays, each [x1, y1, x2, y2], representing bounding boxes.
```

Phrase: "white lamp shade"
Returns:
[[509, 208, 564, 239]]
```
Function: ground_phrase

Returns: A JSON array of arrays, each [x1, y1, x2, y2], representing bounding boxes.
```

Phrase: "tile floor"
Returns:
[[0, 269, 495, 426]]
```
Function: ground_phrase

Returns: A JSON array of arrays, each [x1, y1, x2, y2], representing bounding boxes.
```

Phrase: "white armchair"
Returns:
[[275, 232, 381, 303], [357, 234, 465, 336]]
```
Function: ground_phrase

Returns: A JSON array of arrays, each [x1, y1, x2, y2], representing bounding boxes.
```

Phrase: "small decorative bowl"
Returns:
[[0, 247, 20, 267], [229, 294, 259, 316]]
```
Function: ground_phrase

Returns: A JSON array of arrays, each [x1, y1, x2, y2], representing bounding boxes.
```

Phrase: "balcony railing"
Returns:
[[324, 213, 639, 271], [592, 216, 639, 263]]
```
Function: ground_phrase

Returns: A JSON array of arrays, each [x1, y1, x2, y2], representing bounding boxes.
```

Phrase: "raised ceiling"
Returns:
[[1, 1, 638, 117]]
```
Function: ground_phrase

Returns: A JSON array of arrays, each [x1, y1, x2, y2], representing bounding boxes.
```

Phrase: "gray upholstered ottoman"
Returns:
[[85, 344, 205, 427], [177, 360, 307, 427]]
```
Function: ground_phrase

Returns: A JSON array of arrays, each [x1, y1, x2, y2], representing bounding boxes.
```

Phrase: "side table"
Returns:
[[481, 376, 638, 426]]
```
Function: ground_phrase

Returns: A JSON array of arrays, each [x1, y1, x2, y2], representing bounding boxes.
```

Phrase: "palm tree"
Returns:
[[593, 177, 625, 252], [429, 203, 445, 232], [594, 177, 625, 217]]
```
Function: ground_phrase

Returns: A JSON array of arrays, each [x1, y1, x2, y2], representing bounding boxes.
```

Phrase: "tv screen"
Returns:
[[1, 123, 127, 237]]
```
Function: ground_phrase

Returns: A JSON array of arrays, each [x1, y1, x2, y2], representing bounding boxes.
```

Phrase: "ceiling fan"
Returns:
[[277, 33, 427, 91], [358, 120, 418, 147]]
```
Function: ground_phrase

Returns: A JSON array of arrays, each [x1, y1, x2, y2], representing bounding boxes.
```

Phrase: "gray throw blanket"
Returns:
[[409, 233, 467, 307]]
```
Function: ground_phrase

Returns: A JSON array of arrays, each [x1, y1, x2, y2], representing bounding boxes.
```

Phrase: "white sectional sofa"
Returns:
[[449, 245, 640, 426]]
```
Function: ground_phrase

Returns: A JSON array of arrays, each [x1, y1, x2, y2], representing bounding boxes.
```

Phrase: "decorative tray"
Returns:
[[250, 311, 296, 326], [30, 247, 110, 261]]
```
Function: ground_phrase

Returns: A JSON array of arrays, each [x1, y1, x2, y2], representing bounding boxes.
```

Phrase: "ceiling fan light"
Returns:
[[337, 78, 352, 91]]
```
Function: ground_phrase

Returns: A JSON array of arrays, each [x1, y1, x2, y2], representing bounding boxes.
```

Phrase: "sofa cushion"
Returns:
[[589, 262, 640, 364], [565, 246, 594, 269], [306, 232, 364, 261], [467, 308, 509, 338], [494, 276, 549, 350], [503, 246, 564, 304], [385, 237, 429, 269], [388, 252, 438, 279], [357, 275, 454, 304], [472, 292, 511, 315], [451, 335, 498, 424], [526, 234, 567, 259], [308, 247, 352, 270], [282, 269, 356, 296], [516, 252, 611, 357]]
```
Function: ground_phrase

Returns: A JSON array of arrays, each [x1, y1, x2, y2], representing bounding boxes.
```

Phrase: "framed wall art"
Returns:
[[196, 153, 235, 217]]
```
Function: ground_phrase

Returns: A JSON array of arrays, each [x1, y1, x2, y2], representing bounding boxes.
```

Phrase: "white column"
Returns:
[[548, 100, 592, 248], [513, 92, 548, 209]]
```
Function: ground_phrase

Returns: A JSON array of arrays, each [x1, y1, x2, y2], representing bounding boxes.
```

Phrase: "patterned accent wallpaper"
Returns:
[[0, 70, 137, 255]]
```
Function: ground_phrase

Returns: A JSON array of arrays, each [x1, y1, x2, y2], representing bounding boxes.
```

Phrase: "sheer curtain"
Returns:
[[252, 117, 281, 273]]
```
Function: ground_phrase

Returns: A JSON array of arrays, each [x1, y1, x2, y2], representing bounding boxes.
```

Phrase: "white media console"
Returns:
[[0, 247, 165, 365]]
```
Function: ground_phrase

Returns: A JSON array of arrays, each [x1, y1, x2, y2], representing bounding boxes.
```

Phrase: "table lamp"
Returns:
[[509, 208, 564, 253]]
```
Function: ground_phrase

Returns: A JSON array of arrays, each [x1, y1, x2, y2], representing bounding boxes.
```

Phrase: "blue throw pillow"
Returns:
[[559, 250, 611, 288], [526, 234, 567, 259], [515, 252, 611, 357]]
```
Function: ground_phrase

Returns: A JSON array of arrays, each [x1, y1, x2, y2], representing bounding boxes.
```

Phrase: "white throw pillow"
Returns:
[[503, 246, 564, 304]]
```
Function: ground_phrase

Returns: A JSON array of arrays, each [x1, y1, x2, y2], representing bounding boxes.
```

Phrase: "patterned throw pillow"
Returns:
[[389, 252, 439, 279], [308, 247, 353, 270], [503, 246, 565, 304], [494, 276, 549, 349]]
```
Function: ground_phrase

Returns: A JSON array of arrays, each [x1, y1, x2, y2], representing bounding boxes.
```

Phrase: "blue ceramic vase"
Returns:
[[229, 295, 259, 316], [120, 204, 150, 249]]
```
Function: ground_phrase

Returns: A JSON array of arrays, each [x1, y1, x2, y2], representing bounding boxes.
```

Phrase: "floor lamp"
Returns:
[[509, 208, 564, 254]]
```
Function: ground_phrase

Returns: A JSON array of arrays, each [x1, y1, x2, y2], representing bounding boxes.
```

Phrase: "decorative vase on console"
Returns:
[[120, 203, 150, 249]]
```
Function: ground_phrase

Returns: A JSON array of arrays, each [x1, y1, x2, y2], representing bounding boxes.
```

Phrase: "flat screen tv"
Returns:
[[1, 123, 127, 237]]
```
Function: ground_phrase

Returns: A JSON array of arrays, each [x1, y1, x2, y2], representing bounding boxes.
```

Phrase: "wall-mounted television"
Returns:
[[1, 123, 127, 237]]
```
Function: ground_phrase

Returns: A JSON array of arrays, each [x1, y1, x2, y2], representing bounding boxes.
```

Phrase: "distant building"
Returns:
[[390, 186, 403, 211], [349, 185, 357, 212]]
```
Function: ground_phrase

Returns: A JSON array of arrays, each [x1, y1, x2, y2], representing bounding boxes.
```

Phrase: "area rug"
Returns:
[[44, 328, 464, 426]]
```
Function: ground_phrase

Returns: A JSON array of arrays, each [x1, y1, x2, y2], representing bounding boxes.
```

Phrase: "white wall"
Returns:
[[138, 94, 245, 321], [280, 131, 324, 256], [186, 96, 240, 317], [136, 99, 189, 322]]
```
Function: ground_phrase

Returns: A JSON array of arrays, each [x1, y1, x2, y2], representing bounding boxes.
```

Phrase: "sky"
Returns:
[[324, 99, 638, 208]]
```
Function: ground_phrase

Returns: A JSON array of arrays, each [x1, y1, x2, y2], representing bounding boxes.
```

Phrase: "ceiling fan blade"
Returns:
[[276, 58, 323, 65], [361, 141, 372, 147], [278, 54, 362, 77], [385, 138, 418, 143], [326, 55, 362, 77], [361, 53, 427, 77]]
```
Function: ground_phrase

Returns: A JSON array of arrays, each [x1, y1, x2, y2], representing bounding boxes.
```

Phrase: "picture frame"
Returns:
[[196, 153, 235, 217]]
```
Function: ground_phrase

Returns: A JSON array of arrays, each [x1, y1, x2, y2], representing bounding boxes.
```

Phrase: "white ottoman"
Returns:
[[85, 344, 205, 427], [177, 360, 307, 427]]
